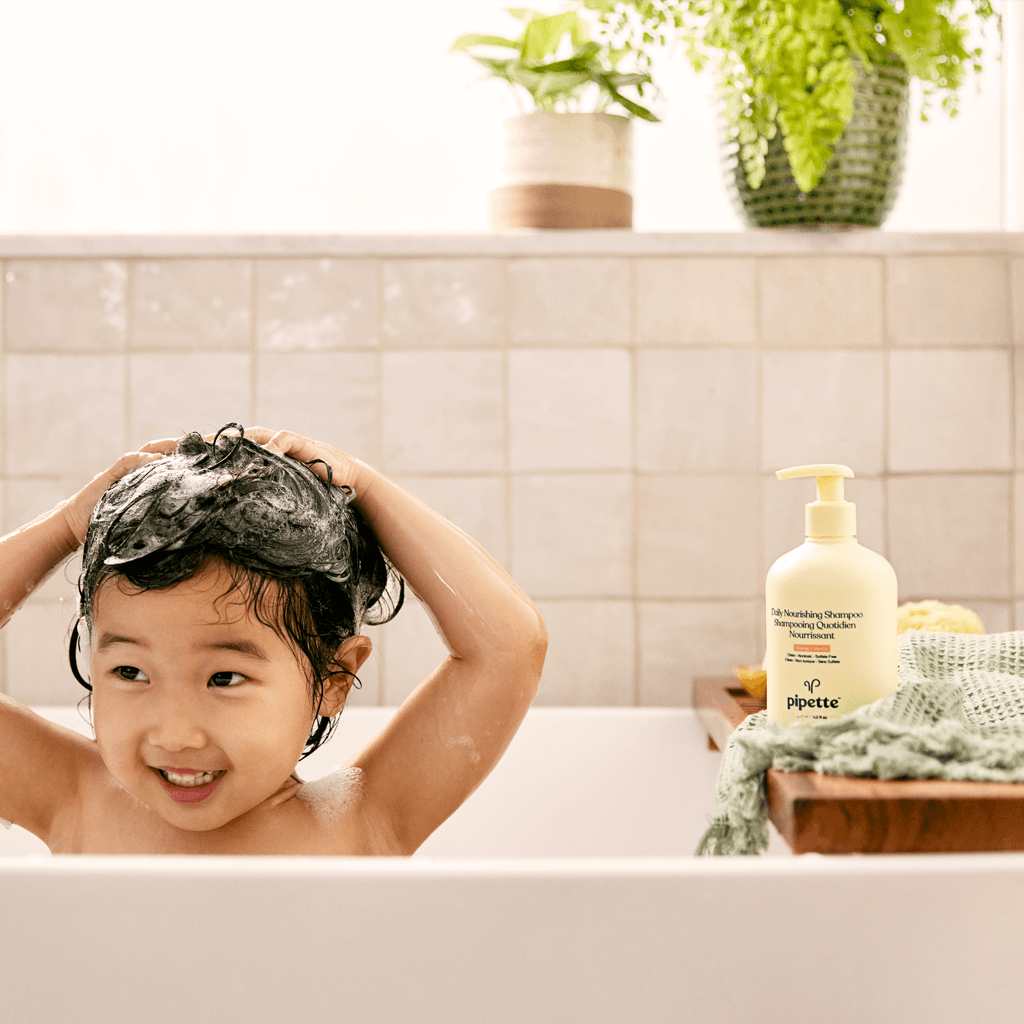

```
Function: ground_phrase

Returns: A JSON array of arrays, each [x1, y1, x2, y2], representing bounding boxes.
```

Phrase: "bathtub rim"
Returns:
[[3, 851, 1024, 879]]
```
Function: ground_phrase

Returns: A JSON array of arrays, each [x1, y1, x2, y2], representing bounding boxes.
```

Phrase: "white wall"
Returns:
[[0, 0, 1011, 234]]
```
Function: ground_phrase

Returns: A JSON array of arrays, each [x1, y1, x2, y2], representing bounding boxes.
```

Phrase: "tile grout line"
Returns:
[[249, 259, 258, 428], [629, 256, 641, 707], [881, 256, 891, 574], [501, 255, 512, 559], [500, 256, 515, 697], [375, 256, 387, 706], [1007, 254, 1017, 626], [754, 256, 765, 662], [124, 258, 133, 451]]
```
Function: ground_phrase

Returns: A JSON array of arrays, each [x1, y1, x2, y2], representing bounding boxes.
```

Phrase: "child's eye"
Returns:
[[116, 666, 149, 682], [209, 671, 246, 688]]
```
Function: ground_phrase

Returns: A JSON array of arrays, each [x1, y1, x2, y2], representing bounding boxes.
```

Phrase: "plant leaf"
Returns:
[[451, 34, 521, 53], [522, 11, 585, 61]]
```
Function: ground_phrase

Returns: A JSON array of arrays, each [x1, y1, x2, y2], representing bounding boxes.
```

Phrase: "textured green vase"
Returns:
[[722, 56, 910, 229]]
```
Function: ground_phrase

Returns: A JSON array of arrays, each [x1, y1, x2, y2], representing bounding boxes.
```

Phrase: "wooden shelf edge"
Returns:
[[695, 674, 1024, 855]]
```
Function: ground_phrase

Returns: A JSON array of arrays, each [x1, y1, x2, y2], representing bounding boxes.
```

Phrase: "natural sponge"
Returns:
[[897, 599, 985, 635]]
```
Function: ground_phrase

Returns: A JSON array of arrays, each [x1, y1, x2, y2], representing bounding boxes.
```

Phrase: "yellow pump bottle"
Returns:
[[766, 464, 898, 726]]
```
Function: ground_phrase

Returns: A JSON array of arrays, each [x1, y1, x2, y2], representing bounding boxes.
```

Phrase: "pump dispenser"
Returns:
[[776, 463, 856, 539], [766, 464, 897, 726]]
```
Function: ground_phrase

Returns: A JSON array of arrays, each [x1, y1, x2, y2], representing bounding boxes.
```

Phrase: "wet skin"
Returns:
[[76, 558, 378, 851], [0, 429, 546, 856]]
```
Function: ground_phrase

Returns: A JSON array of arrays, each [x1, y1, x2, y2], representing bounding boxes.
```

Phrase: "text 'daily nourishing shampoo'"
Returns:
[[766, 464, 897, 726]]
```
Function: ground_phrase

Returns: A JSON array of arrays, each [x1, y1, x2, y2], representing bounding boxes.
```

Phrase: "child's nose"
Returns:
[[146, 694, 208, 752]]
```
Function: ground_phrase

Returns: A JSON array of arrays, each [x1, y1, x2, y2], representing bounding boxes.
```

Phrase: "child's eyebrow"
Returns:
[[95, 632, 143, 651], [94, 633, 269, 661], [201, 639, 270, 661]]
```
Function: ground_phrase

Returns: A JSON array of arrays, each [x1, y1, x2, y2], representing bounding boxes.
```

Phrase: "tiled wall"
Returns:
[[3, 244, 1023, 707]]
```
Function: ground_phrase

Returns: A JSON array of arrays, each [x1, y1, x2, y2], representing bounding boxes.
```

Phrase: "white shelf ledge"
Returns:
[[0, 231, 1019, 259]]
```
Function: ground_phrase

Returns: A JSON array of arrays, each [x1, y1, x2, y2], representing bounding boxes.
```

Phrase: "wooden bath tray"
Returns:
[[693, 676, 1024, 855]]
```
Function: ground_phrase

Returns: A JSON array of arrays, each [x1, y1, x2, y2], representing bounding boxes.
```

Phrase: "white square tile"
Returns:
[[889, 350, 1011, 472], [509, 349, 631, 471], [762, 350, 885, 474], [1015, 356, 1024, 468], [887, 256, 1011, 347], [636, 348, 757, 471], [382, 259, 505, 347], [393, 475, 508, 568], [127, 353, 252, 446], [377, 595, 449, 706], [760, 256, 883, 348], [532, 600, 634, 705], [7, 355, 126, 478], [509, 258, 630, 345], [255, 352, 380, 465], [888, 474, 1011, 600], [637, 475, 760, 598], [382, 351, 504, 473], [5, 260, 127, 351], [511, 474, 632, 598], [638, 600, 761, 706], [256, 258, 378, 351], [5, 600, 84, 705], [634, 257, 757, 346], [965, 600, 1012, 634], [131, 260, 251, 350]]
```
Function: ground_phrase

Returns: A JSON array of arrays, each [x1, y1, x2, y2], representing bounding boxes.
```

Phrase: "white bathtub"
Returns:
[[1, 707, 1020, 1024]]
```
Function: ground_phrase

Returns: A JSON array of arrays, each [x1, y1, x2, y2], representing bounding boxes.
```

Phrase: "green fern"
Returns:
[[594, 0, 1001, 192]]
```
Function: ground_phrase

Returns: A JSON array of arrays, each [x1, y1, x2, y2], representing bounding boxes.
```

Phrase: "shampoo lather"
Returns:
[[766, 464, 897, 726]]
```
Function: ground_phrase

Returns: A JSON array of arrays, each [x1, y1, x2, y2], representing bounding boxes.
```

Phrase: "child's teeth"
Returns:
[[162, 770, 217, 788]]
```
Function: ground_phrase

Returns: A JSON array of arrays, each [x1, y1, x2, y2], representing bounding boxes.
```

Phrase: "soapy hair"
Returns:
[[70, 424, 403, 758]]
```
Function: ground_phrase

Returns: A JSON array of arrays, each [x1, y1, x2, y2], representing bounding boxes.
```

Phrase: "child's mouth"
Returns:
[[154, 768, 225, 803]]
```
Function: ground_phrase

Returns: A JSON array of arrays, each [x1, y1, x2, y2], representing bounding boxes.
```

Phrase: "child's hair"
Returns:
[[70, 424, 403, 758]]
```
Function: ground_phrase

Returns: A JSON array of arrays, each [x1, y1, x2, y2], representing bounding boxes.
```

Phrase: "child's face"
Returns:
[[89, 560, 327, 833]]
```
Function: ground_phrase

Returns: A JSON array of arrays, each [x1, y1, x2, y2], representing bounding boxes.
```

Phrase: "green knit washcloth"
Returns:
[[696, 631, 1024, 856]]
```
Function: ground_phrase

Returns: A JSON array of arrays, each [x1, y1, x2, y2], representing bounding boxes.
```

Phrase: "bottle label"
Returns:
[[768, 606, 868, 723]]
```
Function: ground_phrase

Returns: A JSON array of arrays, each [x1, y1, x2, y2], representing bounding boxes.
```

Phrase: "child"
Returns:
[[0, 425, 546, 854]]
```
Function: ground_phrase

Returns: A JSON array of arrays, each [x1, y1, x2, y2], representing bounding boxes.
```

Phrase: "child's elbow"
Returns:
[[518, 607, 548, 693], [482, 602, 546, 697]]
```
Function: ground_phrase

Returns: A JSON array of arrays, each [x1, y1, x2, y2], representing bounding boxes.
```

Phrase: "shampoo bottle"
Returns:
[[766, 464, 897, 726]]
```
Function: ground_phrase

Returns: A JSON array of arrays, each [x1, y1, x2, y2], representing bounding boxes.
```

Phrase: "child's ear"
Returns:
[[318, 635, 372, 717]]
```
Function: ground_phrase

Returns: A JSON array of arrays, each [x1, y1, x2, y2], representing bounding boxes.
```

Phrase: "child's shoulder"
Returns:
[[289, 767, 405, 856], [0, 697, 99, 846]]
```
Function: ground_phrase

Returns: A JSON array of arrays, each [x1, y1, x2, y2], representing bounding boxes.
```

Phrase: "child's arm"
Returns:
[[256, 428, 548, 855], [0, 446, 170, 841]]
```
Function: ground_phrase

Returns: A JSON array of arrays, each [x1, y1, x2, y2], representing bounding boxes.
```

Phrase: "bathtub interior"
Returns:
[[0, 705, 792, 857]]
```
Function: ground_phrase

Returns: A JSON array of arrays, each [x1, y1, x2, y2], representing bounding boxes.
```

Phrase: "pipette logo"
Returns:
[[787, 679, 840, 712]]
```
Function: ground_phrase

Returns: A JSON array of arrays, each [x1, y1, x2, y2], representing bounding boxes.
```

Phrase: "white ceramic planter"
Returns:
[[491, 112, 632, 229]]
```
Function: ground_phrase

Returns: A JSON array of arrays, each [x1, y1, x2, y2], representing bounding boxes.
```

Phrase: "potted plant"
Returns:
[[452, 5, 661, 229], [595, 0, 1002, 228]]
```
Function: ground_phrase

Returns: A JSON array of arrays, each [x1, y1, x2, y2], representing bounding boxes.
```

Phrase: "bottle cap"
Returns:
[[776, 464, 856, 538]]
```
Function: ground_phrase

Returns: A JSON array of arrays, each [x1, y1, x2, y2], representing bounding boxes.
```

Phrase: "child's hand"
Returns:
[[60, 440, 175, 545], [246, 427, 369, 494]]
